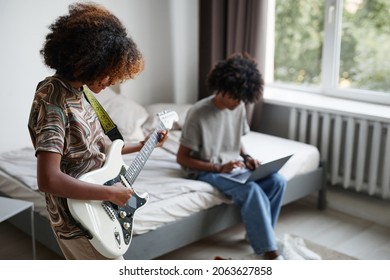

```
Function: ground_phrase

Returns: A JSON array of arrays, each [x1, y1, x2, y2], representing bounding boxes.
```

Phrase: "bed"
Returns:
[[0, 89, 326, 260]]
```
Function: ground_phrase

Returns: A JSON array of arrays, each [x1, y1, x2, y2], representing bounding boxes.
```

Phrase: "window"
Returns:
[[266, 0, 390, 105]]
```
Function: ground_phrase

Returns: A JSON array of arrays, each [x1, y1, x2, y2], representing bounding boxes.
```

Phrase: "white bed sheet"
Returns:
[[242, 132, 320, 181], [0, 145, 227, 235], [0, 131, 320, 235]]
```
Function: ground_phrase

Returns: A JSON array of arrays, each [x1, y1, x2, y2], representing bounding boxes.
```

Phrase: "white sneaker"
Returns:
[[277, 237, 304, 260], [284, 234, 322, 260]]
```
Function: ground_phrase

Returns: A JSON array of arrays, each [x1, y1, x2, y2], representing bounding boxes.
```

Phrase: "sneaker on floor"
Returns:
[[284, 234, 322, 260], [277, 238, 304, 260]]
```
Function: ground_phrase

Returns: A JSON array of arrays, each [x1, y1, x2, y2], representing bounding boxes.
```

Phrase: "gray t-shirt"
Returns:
[[180, 95, 249, 178]]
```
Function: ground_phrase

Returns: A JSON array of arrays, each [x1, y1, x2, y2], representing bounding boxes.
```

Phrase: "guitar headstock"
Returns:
[[157, 110, 179, 130]]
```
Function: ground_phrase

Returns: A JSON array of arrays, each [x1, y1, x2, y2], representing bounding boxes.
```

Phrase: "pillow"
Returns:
[[143, 103, 192, 132], [161, 130, 182, 155], [95, 87, 149, 142]]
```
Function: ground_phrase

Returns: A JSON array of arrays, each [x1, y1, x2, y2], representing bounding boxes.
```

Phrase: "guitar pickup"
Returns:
[[102, 201, 116, 221]]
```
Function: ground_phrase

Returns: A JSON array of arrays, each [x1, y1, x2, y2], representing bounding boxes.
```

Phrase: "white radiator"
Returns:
[[288, 108, 390, 200]]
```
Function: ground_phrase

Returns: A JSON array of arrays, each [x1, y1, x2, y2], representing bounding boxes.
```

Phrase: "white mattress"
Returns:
[[0, 131, 320, 235], [0, 142, 226, 235], [242, 132, 320, 181]]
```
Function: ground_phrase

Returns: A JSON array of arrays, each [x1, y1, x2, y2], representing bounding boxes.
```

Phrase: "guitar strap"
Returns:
[[83, 86, 124, 142]]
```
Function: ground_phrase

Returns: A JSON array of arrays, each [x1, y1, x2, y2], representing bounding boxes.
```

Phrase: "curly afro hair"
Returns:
[[207, 53, 263, 103], [40, 2, 144, 85]]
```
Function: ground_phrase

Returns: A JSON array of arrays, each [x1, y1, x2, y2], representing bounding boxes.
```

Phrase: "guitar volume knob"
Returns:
[[119, 211, 127, 219], [123, 222, 131, 230]]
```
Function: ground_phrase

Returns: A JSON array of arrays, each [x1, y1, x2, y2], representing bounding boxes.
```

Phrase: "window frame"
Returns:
[[265, 0, 390, 106]]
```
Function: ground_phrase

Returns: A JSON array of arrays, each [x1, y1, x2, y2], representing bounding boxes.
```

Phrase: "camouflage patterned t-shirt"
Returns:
[[28, 76, 106, 240]]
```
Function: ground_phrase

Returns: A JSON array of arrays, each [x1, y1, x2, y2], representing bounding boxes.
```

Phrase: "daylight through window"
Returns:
[[268, 0, 390, 105]]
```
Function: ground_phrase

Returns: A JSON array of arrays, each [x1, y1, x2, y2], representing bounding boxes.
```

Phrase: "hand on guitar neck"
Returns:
[[141, 129, 169, 148]]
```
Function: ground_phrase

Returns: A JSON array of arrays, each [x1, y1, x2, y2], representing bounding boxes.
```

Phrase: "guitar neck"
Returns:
[[124, 125, 164, 185]]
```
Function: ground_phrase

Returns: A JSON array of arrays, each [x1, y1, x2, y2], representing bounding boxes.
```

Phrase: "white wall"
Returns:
[[0, 0, 198, 153]]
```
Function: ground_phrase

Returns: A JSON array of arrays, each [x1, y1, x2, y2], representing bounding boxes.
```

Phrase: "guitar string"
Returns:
[[125, 123, 164, 186]]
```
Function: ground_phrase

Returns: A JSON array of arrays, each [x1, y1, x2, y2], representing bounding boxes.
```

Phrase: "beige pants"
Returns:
[[56, 235, 124, 260]]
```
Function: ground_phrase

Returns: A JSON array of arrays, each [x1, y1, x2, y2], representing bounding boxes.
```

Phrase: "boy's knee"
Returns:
[[245, 183, 261, 196], [273, 173, 287, 189]]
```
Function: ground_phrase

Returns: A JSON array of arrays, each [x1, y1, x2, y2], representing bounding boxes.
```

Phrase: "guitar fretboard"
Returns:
[[124, 124, 164, 185]]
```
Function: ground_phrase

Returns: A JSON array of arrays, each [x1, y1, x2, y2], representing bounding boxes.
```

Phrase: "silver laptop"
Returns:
[[219, 154, 293, 184]]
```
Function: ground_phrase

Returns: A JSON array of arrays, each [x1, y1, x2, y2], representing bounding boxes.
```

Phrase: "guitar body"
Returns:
[[67, 109, 178, 258], [67, 139, 149, 258]]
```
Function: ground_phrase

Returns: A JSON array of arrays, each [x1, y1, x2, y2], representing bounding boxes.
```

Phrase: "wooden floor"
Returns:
[[1, 189, 389, 260]]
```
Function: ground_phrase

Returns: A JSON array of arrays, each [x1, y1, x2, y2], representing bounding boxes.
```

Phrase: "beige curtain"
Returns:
[[198, 0, 267, 131]]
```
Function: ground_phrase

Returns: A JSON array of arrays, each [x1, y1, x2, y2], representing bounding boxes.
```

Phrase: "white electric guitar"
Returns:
[[67, 110, 179, 258]]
